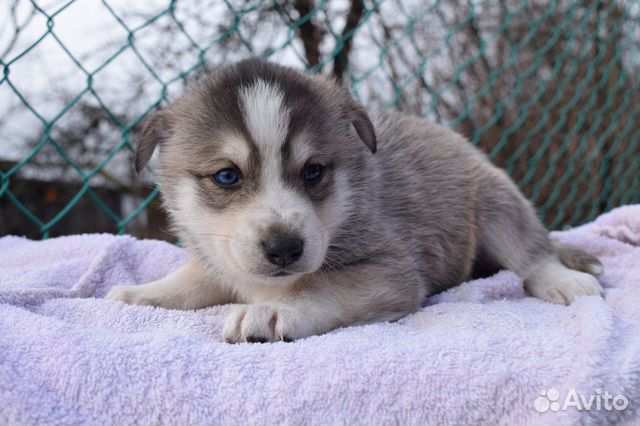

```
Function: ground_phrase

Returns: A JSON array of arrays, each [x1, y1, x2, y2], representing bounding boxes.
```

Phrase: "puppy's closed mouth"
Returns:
[[271, 271, 292, 277]]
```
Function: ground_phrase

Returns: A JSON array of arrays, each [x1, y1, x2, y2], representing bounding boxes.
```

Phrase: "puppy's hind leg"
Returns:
[[475, 170, 603, 305], [554, 241, 604, 277]]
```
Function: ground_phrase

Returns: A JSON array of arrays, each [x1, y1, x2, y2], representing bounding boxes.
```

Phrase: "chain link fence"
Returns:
[[1, 0, 638, 239]]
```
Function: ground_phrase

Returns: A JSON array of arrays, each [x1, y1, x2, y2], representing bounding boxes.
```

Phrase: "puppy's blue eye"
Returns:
[[302, 164, 324, 184], [212, 168, 241, 187]]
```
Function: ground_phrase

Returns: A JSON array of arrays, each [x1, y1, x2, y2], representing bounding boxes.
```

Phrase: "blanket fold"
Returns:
[[1, 206, 639, 425]]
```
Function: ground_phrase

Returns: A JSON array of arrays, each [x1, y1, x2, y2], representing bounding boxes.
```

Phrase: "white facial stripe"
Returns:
[[239, 79, 289, 156], [240, 79, 293, 221]]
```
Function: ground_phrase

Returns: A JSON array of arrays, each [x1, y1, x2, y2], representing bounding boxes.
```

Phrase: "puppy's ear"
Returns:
[[135, 110, 169, 173], [349, 104, 377, 154]]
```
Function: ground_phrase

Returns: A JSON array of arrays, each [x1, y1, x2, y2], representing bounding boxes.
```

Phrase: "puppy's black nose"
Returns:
[[261, 235, 304, 268]]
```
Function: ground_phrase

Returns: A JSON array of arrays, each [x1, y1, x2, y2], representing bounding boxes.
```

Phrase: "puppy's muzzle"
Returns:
[[261, 235, 304, 268]]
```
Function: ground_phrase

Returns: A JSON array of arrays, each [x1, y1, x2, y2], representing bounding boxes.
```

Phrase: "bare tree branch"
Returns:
[[332, 0, 365, 81], [292, 0, 322, 68], [1, 0, 37, 59]]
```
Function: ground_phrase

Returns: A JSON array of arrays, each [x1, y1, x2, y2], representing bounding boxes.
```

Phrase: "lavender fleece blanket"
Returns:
[[2, 206, 640, 426]]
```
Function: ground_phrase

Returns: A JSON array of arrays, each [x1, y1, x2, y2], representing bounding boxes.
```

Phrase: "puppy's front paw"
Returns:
[[223, 304, 309, 343], [105, 285, 154, 306], [525, 262, 603, 305]]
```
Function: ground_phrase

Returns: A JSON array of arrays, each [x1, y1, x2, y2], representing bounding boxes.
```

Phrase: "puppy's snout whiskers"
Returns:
[[317, 218, 344, 232], [199, 233, 233, 242], [322, 251, 348, 269]]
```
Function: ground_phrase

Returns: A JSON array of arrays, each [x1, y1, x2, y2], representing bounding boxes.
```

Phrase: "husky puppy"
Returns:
[[106, 59, 603, 343]]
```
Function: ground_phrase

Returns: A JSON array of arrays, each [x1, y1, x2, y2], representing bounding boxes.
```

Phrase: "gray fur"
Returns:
[[109, 59, 603, 342]]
